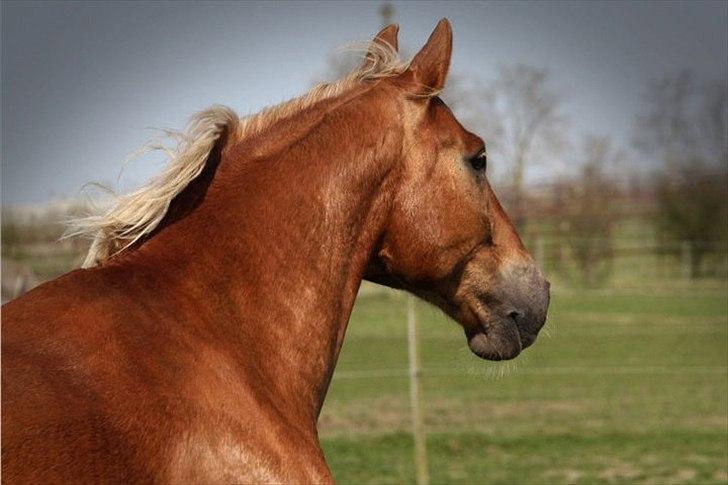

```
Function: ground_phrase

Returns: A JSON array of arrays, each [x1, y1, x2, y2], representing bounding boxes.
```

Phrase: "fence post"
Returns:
[[407, 295, 429, 485], [681, 241, 691, 281]]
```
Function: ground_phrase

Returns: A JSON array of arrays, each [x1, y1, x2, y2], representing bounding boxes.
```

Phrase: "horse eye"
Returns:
[[469, 150, 487, 171]]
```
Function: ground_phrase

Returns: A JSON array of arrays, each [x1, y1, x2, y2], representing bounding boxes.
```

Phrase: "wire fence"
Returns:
[[331, 365, 728, 380], [522, 236, 728, 287], [342, 241, 727, 484]]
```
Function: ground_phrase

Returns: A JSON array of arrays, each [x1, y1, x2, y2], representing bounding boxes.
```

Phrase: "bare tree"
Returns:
[[442, 76, 502, 157], [562, 136, 621, 287], [700, 81, 728, 168], [655, 166, 727, 278], [635, 71, 728, 278], [444, 66, 566, 228], [635, 70, 697, 172]]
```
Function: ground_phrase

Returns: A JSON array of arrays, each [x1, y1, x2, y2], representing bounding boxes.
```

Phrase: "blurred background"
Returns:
[[2, 1, 726, 483]]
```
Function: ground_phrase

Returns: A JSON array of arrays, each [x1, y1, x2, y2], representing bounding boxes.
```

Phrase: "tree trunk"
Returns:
[[690, 242, 704, 279], [511, 155, 526, 231]]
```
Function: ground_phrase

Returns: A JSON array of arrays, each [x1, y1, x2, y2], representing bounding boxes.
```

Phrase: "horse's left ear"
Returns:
[[403, 18, 452, 94], [362, 23, 399, 70]]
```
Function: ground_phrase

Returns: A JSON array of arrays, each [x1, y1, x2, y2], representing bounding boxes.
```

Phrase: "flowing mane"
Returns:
[[68, 41, 409, 268]]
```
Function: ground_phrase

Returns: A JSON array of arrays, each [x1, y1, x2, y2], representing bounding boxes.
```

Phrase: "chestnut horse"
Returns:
[[2, 20, 549, 483]]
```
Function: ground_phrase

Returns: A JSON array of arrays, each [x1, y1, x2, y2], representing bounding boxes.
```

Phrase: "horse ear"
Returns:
[[404, 18, 452, 94], [362, 24, 399, 70]]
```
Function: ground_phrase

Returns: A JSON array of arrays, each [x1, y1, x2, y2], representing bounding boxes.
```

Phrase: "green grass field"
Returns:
[[319, 285, 728, 484], [3, 217, 727, 483]]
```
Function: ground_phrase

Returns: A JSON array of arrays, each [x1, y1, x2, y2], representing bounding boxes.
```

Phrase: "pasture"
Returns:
[[3, 214, 727, 483], [319, 284, 728, 484]]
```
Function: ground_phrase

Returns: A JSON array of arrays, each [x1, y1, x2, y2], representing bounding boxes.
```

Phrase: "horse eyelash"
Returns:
[[468, 149, 487, 171]]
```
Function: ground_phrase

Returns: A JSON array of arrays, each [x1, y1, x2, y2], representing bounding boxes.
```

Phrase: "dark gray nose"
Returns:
[[498, 265, 550, 348]]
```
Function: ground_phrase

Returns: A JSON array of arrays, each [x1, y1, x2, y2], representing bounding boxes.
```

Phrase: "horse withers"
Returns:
[[2, 19, 549, 483]]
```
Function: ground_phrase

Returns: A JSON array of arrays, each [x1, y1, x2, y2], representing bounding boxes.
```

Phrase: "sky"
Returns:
[[2, 1, 726, 205]]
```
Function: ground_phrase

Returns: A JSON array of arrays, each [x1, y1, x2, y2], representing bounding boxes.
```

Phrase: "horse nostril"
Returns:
[[508, 311, 522, 325]]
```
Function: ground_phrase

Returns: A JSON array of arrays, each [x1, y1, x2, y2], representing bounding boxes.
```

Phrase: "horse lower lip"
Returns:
[[466, 325, 522, 361], [520, 331, 537, 348]]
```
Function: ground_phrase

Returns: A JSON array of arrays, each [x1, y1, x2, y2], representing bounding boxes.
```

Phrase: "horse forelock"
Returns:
[[67, 41, 413, 267]]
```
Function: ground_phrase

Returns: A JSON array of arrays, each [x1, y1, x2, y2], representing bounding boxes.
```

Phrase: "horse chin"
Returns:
[[464, 319, 523, 361]]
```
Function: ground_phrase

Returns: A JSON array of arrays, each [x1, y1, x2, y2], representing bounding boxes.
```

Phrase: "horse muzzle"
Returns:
[[464, 262, 550, 361]]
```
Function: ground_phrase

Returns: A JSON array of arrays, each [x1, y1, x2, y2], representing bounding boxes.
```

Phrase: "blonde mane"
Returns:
[[68, 41, 410, 267]]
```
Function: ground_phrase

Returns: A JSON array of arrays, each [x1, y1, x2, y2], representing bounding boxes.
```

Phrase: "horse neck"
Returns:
[[132, 85, 403, 422]]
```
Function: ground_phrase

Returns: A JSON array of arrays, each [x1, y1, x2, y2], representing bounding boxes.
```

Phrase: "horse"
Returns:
[[1, 19, 549, 483]]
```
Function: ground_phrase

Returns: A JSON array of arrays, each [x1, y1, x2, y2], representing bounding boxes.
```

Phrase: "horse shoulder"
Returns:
[[2, 268, 333, 483], [160, 345, 333, 483], [164, 425, 333, 484]]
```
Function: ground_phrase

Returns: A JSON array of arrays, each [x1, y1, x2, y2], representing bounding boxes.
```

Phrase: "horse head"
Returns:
[[364, 20, 550, 360]]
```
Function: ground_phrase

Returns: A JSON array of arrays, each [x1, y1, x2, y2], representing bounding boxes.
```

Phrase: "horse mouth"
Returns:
[[464, 313, 537, 361]]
